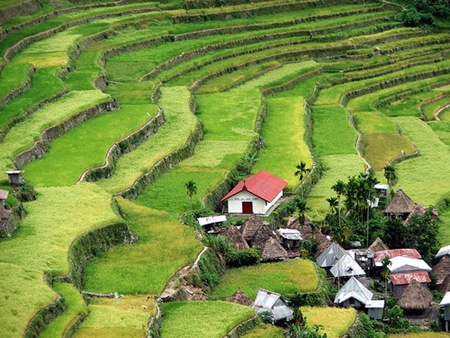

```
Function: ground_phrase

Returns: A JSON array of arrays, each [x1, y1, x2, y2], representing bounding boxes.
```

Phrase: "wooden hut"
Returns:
[[221, 226, 249, 250], [385, 189, 416, 221], [226, 289, 253, 307], [5, 170, 24, 185], [365, 300, 385, 320], [440, 274, 450, 293], [277, 228, 302, 250], [240, 215, 264, 245], [251, 223, 275, 250], [398, 279, 433, 314], [368, 237, 389, 252], [432, 255, 450, 286], [260, 237, 288, 262]]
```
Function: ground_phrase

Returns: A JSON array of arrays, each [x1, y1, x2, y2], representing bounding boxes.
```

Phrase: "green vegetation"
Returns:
[[209, 259, 319, 300], [73, 295, 155, 338], [160, 301, 254, 338], [39, 282, 87, 338], [0, 183, 119, 338], [82, 198, 202, 294], [301, 307, 357, 338], [241, 323, 285, 338]]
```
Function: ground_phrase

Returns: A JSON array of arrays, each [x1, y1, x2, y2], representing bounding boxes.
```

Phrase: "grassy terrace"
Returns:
[[300, 307, 356, 338], [160, 301, 254, 338], [1, 0, 449, 337], [209, 259, 319, 300]]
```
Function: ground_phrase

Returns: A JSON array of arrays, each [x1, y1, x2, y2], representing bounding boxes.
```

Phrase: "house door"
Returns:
[[242, 202, 253, 214]]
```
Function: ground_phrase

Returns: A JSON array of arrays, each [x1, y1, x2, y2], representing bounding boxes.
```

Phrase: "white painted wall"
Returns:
[[227, 190, 283, 214]]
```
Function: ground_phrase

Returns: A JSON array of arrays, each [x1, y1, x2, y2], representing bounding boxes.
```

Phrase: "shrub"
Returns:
[[225, 248, 260, 268]]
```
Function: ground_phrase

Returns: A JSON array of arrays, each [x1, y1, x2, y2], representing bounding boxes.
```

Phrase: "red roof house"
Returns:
[[221, 170, 287, 215], [391, 271, 431, 299], [374, 249, 421, 266]]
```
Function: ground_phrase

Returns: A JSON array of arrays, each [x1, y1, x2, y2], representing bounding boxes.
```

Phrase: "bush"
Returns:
[[225, 248, 260, 268]]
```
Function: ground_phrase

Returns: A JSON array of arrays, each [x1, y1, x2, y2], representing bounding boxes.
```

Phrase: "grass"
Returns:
[[363, 133, 415, 171], [422, 96, 450, 121], [388, 333, 450, 338], [0, 183, 120, 338], [160, 301, 255, 338], [72, 295, 155, 338], [352, 111, 398, 135], [209, 259, 319, 300], [0, 90, 110, 172], [240, 323, 285, 338], [438, 202, 450, 247], [0, 62, 31, 103], [300, 306, 356, 338], [0, 66, 65, 133], [312, 105, 358, 157], [429, 121, 450, 147], [307, 154, 365, 220], [23, 104, 152, 187], [394, 116, 450, 207], [82, 198, 202, 294], [252, 95, 312, 189], [39, 282, 87, 338], [96, 87, 197, 194]]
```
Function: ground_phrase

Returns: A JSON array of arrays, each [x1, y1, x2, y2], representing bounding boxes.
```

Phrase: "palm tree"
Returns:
[[185, 180, 197, 209], [381, 256, 392, 299], [294, 161, 310, 181], [383, 164, 397, 187], [332, 179, 346, 228], [294, 196, 311, 225], [326, 196, 338, 215]]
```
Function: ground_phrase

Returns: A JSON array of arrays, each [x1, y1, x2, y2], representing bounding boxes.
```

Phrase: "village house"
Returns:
[[316, 242, 346, 269], [330, 253, 366, 279], [398, 279, 433, 315], [276, 228, 302, 251], [384, 189, 425, 223], [432, 256, 450, 287], [436, 244, 450, 260], [334, 276, 373, 309], [5, 170, 24, 185], [441, 292, 450, 332], [252, 288, 293, 323], [220, 170, 287, 215]]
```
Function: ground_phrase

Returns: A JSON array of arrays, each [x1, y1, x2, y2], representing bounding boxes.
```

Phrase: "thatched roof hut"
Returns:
[[260, 237, 288, 262], [398, 279, 433, 312], [221, 225, 250, 250], [385, 189, 415, 216], [433, 256, 450, 285], [251, 223, 275, 250], [287, 217, 329, 253], [241, 215, 264, 242], [369, 237, 389, 252], [440, 274, 450, 293], [226, 289, 253, 306]]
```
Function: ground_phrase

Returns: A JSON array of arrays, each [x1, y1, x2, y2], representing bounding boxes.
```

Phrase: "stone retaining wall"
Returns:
[[14, 99, 118, 169]]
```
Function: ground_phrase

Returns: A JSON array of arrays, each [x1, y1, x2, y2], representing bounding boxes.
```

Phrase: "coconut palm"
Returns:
[[326, 196, 338, 215], [294, 161, 310, 181], [332, 179, 346, 228], [185, 180, 197, 209], [384, 164, 397, 187]]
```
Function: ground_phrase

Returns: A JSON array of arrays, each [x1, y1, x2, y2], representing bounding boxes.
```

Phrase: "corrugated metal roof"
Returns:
[[316, 242, 346, 268], [220, 170, 287, 202], [440, 292, 450, 306], [330, 253, 365, 278], [390, 271, 431, 285], [374, 249, 421, 262], [436, 244, 450, 259], [388, 256, 431, 273], [365, 300, 385, 309], [0, 189, 8, 200], [277, 229, 302, 240], [252, 288, 293, 321], [334, 277, 373, 305], [197, 215, 226, 226]]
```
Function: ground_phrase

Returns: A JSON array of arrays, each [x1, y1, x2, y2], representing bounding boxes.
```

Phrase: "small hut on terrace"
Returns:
[[432, 256, 450, 286], [368, 237, 389, 252], [385, 189, 416, 221], [251, 223, 275, 251], [398, 279, 433, 314], [226, 289, 253, 307], [260, 237, 288, 262], [220, 226, 249, 250], [240, 215, 264, 245], [252, 288, 293, 323], [334, 277, 373, 308]]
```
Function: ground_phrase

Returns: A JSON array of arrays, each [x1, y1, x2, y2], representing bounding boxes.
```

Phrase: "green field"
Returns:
[[209, 259, 319, 300], [300, 307, 357, 338], [160, 301, 254, 338]]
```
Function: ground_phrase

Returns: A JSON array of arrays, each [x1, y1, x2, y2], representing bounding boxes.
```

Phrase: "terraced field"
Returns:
[[0, 0, 449, 337]]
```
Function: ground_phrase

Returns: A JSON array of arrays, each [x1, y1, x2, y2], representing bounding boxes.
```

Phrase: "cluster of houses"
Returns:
[[204, 170, 450, 329]]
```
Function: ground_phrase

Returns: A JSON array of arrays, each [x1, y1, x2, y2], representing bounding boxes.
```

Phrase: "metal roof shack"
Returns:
[[316, 242, 346, 269], [277, 228, 302, 241], [365, 300, 385, 320], [330, 253, 366, 278], [0, 190, 9, 201], [334, 277, 373, 308], [5, 170, 24, 185], [390, 271, 431, 299], [388, 256, 431, 274], [374, 249, 421, 266], [197, 215, 226, 227], [252, 288, 293, 323], [436, 244, 450, 260]]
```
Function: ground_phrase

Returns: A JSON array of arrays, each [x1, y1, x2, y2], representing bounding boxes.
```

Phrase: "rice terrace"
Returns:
[[0, 0, 449, 337]]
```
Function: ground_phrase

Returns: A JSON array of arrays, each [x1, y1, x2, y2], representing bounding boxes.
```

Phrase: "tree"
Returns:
[[185, 180, 197, 209], [326, 197, 338, 215], [294, 196, 311, 225], [381, 256, 392, 298], [383, 165, 397, 187], [295, 161, 310, 182], [332, 179, 346, 229]]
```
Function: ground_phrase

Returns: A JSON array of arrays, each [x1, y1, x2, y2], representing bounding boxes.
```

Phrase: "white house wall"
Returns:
[[264, 191, 283, 213], [227, 191, 266, 214]]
